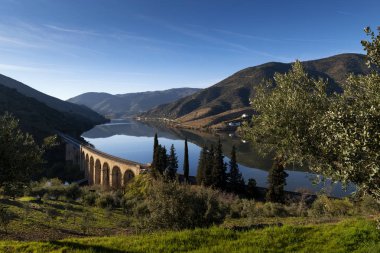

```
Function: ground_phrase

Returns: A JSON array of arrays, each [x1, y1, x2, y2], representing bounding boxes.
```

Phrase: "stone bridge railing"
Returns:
[[60, 133, 149, 189]]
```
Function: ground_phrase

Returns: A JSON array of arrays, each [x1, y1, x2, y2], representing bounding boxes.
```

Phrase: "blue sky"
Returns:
[[0, 0, 379, 100]]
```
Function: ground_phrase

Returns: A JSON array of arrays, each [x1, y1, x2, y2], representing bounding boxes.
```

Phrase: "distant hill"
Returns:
[[0, 74, 107, 140], [68, 88, 201, 118], [141, 53, 370, 128]]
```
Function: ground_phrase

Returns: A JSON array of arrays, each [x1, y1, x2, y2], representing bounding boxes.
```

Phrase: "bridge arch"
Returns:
[[95, 159, 101, 185], [123, 170, 135, 185], [89, 156, 94, 185], [102, 162, 110, 188], [85, 154, 89, 178], [112, 166, 122, 189]]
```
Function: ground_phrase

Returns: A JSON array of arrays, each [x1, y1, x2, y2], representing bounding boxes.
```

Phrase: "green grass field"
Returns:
[[0, 198, 131, 241], [0, 219, 379, 252]]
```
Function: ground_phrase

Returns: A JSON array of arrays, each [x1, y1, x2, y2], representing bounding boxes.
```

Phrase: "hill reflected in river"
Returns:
[[83, 119, 273, 171]]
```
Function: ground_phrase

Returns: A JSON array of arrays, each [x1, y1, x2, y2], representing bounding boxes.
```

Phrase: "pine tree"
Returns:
[[157, 145, 168, 174], [196, 145, 208, 184], [183, 138, 190, 182], [152, 133, 159, 168], [227, 145, 245, 194], [165, 144, 178, 180], [211, 139, 226, 190], [204, 144, 214, 186], [266, 159, 288, 203], [246, 178, 257, 198]]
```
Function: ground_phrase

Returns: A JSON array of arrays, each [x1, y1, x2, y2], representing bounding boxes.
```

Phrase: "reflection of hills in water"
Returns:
[[83, 119, 274, 171]]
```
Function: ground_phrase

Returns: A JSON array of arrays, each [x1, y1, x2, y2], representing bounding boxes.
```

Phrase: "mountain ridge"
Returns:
[[68, 87, 201, 118], [0, 73, 106, 125], [141, 53, 370, 128]]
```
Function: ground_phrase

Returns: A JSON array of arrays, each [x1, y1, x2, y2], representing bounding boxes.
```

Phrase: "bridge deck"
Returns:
[[59, 132, 149, 168]]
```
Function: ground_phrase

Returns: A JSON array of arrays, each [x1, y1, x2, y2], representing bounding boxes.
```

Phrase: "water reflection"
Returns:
[[82, 119, 355, 197]]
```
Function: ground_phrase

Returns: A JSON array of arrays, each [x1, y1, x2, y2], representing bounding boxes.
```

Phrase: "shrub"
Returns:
[[310, 195, 353, 217], [96, 193, 115, 209], [64, 183, 82, 201], [135, 179, 227, 230], [262, 202, 288, 217], [0, 206, 15, 233], [82, 190, 98, 206], [357, 195, 380, 215]]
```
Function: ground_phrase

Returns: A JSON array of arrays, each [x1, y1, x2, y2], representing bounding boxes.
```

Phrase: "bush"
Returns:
[[82, 190, 98, 206], [262, 202, 288, 217], [28, 179, 82, 201], [310, 195, 353, 217], [357, 195, 380, 215], [0, 206, 16, 233], [96, 193, 115, 209], [129, 177, 228, 230]]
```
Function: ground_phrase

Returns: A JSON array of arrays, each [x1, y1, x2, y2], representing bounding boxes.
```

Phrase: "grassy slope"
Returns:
[[0, 198, 131, 241], [0, 219, 378, 252]]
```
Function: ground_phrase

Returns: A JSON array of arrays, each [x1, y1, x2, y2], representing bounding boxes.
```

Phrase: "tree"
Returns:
[[227, 146, 245, 194], [152, 133, 159, 168], [211, 139, 227, 190], [165, 144, 178, 181], [266, 159, 288, 203], [203, 144, 214, 186], [196, 145, 208, 184], [157, 145, 168, 174], [246, 178, 257, 199], [0, 113, 46, 197], [242, 27, 380, 202], [183, 138, 189, 182]]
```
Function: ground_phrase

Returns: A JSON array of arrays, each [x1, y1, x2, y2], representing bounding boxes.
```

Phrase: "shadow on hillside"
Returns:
[[50, 241, 125, 253]]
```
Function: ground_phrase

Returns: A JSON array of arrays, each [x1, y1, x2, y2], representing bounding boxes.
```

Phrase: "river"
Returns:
[[82, 118, 355, 197]]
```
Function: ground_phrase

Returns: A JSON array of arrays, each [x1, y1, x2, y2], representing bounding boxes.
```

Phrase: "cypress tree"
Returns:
[[246, 178, 257, 199], [266, 158, 288, 203], [157, 145, 168, 174], [211, 139, 226, 190], [196, 145, 208, 184], [227, 145, 245, 194], [165, 144, 178, 180], [183, 138, 190, 182], [204, 144, 214, 186], [152, 133, 159, 168]]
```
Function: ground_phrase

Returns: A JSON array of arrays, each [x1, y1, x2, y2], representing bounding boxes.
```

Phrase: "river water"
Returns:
[[82, 119, 355, 197]]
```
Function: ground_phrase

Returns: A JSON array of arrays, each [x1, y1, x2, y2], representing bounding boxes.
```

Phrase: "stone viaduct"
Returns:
[[60, 133, 149, 189]]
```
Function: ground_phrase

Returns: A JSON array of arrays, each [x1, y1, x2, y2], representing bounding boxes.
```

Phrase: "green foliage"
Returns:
[[183, 138, 190, 182], [241, 61, 330, 164], [211, 139, 227, 189], [165, 144, 178, 181], [242, 36, 380, 201], [266, 159, 288, 203], [246, 178, 257, 198], [310, 195, 354, 217], [137, 179, 227, 230], [0, 205, 15, 233], [196, 145, 208, 184], [152, 133, 159, 168], [227, 146, 245, 194], [28, 179, 82, 201], [0, 113, 45, 197], [97, 193, 115, 209], [362, 26, 380, 67]]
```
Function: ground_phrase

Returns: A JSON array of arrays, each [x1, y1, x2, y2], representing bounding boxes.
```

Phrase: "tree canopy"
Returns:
[[242, 27, 380, 201], [0, 113, 46, 196]]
